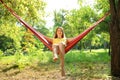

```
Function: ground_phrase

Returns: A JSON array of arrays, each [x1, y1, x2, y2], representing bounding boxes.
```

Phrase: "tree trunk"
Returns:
[[109, 0, 120, 77]]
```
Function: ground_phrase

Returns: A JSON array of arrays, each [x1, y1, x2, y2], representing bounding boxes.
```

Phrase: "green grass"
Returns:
[[0, 49, 111, 79], [64, 49, 111, 79], [65, 49, 110, 63]]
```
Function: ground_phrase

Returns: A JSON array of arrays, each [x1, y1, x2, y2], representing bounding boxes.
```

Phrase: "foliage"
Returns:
[[0, 23, 24, 55], [95, 0, 110, 12], [0, 50, 3, 57], [53, 9, 66, 27], [0, 0, 48, 55], [94, 0, 110, 35], [0, 0, 46, 26], [63, 6, 98, 49], [0, 35, 14, 51]]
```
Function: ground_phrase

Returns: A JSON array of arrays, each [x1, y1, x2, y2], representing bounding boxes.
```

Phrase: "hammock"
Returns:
[[0, 0, 110, 53]]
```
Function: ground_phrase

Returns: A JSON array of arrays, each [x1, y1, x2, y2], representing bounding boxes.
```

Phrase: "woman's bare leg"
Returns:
[[58, 43, 65, 76], [52, 45, 58, 61]]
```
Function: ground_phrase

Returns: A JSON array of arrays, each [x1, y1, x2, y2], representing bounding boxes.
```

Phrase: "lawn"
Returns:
[[0, 49, 113, 80]]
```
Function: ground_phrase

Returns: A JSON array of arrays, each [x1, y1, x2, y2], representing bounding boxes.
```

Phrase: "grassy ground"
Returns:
[[0, 49, 116, 80]]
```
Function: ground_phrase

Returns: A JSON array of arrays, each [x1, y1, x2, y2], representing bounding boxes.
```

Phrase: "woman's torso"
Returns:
[[53, 38, 66, 46]]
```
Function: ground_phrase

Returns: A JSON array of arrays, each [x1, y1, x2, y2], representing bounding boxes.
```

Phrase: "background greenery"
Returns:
[[0, 0, 110, 55]]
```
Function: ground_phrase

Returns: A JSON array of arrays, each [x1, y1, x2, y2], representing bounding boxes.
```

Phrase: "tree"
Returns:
[[53, 9, 67, 31], [109, 0, 120, 77], [63, 5, 98, 50], [0, 0, 47, 54]]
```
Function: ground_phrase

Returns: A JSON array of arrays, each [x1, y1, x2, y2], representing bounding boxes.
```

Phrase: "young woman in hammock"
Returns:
[[45, 27, 73, 76]]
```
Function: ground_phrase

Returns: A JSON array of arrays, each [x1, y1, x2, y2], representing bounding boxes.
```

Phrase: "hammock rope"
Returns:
[[0, 0, 110, 53]]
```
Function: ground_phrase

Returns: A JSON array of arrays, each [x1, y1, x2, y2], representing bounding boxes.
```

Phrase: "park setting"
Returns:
[[0, 0, 120, 80]]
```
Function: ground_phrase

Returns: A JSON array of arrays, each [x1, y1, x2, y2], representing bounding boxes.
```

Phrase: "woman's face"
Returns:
[[57, 28, 63, 38]]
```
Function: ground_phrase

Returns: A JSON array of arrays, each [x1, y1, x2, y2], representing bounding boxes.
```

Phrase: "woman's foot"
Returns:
[[53, 53, 58, 61]]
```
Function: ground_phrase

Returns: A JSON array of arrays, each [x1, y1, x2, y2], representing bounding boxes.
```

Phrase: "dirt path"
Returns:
[[0, 62, 117, 80], [0, 65, 75, 80]]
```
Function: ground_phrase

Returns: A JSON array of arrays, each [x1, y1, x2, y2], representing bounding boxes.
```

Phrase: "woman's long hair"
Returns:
[[54, 27, 66, 38]]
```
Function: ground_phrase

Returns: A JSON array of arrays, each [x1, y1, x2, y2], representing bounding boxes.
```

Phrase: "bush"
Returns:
[[0, 35, 16, 55], [0, 50, 3, 56]]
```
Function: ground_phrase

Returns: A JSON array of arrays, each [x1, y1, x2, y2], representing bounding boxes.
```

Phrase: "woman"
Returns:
[[45, 27, 72, 76], [52, 27, 66, 76], [52, 27, 66, 60]]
